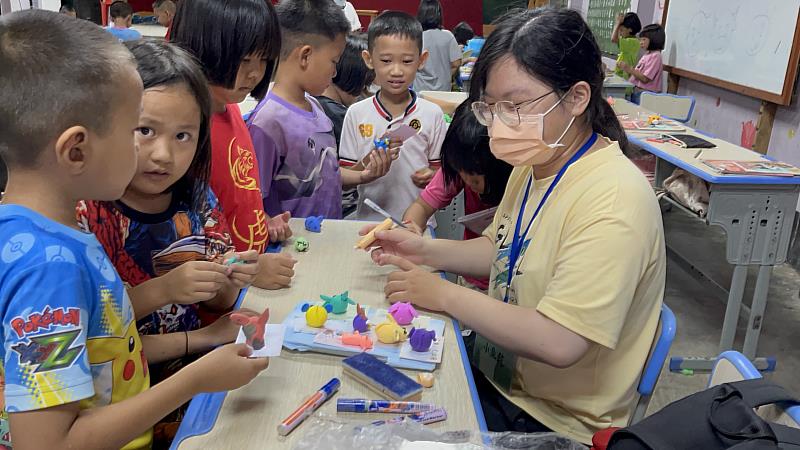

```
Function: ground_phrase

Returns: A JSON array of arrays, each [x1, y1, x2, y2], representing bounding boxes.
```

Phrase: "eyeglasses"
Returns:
[[471, 90, 555, 127]]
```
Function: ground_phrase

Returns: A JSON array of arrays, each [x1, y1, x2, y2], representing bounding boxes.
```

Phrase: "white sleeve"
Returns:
[[345, 3, 362, 31], [339, 107, 361, 166], [448, 31, 461, 62], [428, 112, 446, 163]]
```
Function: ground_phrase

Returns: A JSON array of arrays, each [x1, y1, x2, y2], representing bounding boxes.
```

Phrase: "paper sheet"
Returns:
[[235, 324, 285, 357], [456, 207, 497, 235]]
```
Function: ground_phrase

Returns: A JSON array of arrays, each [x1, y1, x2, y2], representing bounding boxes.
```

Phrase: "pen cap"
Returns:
[[336, 398, 368, 413], [321, 378, 341, 396]]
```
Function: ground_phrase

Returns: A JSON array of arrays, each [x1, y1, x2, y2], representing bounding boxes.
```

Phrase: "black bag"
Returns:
[[608, 379, 800, 449]]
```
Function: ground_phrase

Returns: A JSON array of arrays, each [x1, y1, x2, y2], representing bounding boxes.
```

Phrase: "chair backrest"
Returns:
[[708, 351, 800, 429], [630, 303, 677, 424], [639, 92, 696, 123]]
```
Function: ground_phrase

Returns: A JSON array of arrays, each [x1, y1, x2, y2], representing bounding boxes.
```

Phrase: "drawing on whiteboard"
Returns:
[[711, 6, 738, 55], [746, 16, 770, 56]]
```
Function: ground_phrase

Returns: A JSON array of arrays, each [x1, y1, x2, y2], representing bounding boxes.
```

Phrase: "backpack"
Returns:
[[607, 379, 800, 449]]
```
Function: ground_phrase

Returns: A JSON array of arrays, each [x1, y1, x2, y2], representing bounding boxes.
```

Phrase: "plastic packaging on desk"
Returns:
[[291, 415, 584, 450]]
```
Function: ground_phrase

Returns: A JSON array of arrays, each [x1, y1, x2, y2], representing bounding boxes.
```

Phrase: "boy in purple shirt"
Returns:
[[248, 0, 394, 219]]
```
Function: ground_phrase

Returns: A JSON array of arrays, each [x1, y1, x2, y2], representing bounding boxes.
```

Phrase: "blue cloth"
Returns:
[[105, 26, 142, 42], [0, 205, 149, 446]]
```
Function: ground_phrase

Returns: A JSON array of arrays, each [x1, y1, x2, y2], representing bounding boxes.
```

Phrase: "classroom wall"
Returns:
[[350, 0, 483, 34]]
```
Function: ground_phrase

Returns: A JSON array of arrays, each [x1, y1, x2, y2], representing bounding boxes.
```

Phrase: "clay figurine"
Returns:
[[388, 302, 417, 326], [373, 137, 390, 151], [352, 304, 369, 333], [647, 114, 662, 126], [375, 315, 408, 344], [229, 308, 270, 350], [304, 215, 324, 233], [408, 327, 436, 353], [294, 237, 309, 252], [301, 303, 333, 328], [341, 331, 373, 351], [320, 291, 356, 314], [417, 372, 435, 388]]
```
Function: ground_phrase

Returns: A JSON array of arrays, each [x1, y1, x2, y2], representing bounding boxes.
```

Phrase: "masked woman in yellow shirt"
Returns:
[[362, 8, 666, 445]]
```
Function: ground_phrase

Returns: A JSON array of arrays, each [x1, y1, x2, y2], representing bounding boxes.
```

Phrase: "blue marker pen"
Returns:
[[368, 408, 448, 426], [337, 398, 437, 414]]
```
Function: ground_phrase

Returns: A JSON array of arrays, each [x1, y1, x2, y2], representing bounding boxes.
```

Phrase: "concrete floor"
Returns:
[[647, 209, 800, 415]]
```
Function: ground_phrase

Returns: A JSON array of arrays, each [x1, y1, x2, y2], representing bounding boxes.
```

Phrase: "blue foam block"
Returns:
[[342, 352, 422, 401]]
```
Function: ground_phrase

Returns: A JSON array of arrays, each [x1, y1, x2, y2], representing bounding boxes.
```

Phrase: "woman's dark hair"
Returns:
[[441, 101, 513, 206], [639, 24, 665, 51], [170, 0, 280, 100], [470, 8, 630, 155], [620, 12, 641, 35], [452, 21, 475, 46], [125, 40, 212, 212], [416, 0, 443, 31], [333, 33, 374, 97]]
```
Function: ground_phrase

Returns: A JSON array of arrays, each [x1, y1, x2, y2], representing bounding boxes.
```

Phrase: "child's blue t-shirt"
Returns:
[[0, 205, 151, 449], [105, 25, 142, 42]]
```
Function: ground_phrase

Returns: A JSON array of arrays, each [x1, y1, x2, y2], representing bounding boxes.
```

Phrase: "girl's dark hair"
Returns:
[[125, 40, 212, 212], [452, 21, 475, 46], [170, 0, 280, 100], [620, 12, 642, 35], [470, 8, 630, 155], [333, 33, 374, 97], [441, 101, 513, 206], [416, 0, 443, 31], [639, 24, 665, 51]]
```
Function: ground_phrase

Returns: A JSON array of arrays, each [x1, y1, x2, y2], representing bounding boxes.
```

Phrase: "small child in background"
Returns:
[[402, 100, 512, 292], [249, 0, 394, 220], [414, 0, 461, 92], [316, 32, 374, 146], [340, 11, 447, 221], [618, 23, 665, 104], [152, 0, 175, 29], [78, 38, 258, 446], [171, 0, 298, 289], [611, 12, 641, 78], [452, 20, 475, 51], [0, 11, 266, 449], [105, 1, 142, 42]]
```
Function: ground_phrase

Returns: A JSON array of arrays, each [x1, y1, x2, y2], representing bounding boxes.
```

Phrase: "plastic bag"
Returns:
[[662, 168, 709, 217], [292, 414, 585, 450]]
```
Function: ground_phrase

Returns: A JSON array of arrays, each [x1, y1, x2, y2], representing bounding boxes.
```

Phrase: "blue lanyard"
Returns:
[[504, 133, 598, 303]]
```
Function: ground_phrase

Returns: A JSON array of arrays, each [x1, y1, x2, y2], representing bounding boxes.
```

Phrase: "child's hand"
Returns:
[[196, 310, 250, 347], [404, 221, 425, 236], [357, 225, 428, 265], [253, 252, 297, 290], [360, 149, 395, 184], [162, 260, 230, 303], [411, 168, 435, 189], [268, 212, 293, 243], [187, 343, 269, 393], [616, 61, 631, 73], [223, 250, 260, 288], [379, 254, 453, 312], [615, 12, 624, 24]]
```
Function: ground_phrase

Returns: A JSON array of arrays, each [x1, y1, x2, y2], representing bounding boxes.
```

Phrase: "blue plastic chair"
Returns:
[[707, 351, 800, 427], [639, 92, 696, 123], [630, 303, 677, 424]]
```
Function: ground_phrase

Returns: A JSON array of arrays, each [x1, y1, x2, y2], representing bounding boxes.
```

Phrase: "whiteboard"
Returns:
[[663, 0, 800, 101]]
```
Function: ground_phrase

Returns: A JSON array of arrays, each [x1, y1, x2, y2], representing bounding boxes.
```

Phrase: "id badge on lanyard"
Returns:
[[474, 133, 598, 392]]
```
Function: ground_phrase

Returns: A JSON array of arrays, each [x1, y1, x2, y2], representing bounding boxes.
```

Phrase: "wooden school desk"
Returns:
[[171, 219, 487, 449], [613, 99, 800, 374], [603, 74, 634, 99]]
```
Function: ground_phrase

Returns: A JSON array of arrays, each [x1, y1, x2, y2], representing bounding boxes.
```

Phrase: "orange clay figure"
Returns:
[[341, 331, 373, 351], [230, 308, 270, 350]]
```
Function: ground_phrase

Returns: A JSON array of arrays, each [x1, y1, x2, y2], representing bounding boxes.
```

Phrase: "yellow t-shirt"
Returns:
[[482, 138, 665, 443]]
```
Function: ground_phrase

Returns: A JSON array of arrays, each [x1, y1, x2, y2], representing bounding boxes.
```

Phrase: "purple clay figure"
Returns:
[[304, 215, 324, 233], [353, 304, 369, 333], [409, 328, 436, 353], [388, 302, 417, 326]]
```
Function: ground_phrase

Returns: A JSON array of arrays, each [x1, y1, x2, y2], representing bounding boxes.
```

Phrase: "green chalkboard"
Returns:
[[585, 0, 631, 55], [483, 0, 528, 26]]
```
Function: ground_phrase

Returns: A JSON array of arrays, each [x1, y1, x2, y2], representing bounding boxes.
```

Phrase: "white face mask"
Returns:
[[487, 96, 576, 167]]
